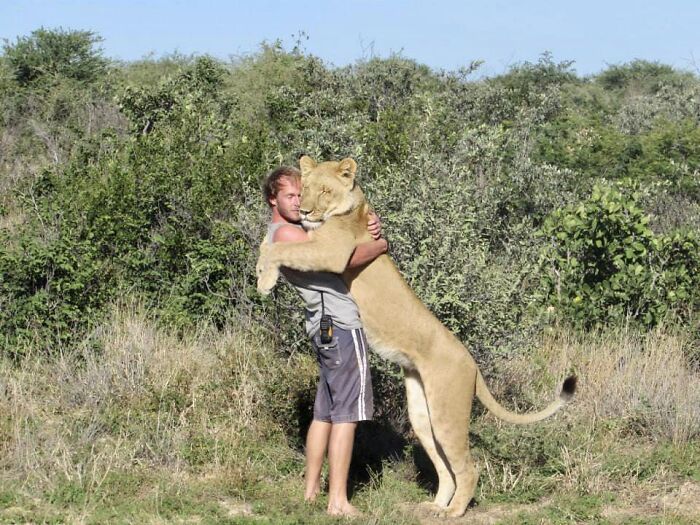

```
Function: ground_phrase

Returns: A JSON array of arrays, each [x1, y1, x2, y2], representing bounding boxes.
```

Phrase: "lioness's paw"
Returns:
[[257, 265, 280, 295], [418, 501, 443, 516], [255, 256, 274, 279], [256, 243, 272, 273], [438, 504, 467, 518]]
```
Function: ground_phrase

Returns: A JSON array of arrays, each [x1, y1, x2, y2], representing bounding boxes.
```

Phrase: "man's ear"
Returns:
[[337, 158, 357, 185], [299, 155, 317, 176]]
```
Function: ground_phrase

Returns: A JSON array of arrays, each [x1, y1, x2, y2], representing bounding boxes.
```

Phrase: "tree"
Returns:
[[596, 59, 693, 93], [2, 27, 107, 86]]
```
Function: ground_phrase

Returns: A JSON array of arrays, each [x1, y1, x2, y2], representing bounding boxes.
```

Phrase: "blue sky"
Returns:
[[2, 0, 699, 76]]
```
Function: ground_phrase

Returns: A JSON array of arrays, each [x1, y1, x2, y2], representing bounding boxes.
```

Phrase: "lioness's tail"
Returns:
[[475, 372, 577, 424]]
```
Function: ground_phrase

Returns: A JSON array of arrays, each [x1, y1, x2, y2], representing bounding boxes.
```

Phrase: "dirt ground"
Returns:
[[411, 482, 700, 524]]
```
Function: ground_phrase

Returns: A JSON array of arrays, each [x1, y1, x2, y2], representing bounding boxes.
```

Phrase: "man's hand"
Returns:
[[367, 212, 382, 240], [348, 213, 388, 269]]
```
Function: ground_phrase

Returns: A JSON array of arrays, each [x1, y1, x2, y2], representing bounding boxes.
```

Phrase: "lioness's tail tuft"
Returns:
[[560, 375, 577, 401]]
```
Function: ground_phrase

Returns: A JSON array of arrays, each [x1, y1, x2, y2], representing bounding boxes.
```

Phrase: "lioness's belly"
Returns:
[[367, 337, 415, 369], [346, 255, 443, 368]]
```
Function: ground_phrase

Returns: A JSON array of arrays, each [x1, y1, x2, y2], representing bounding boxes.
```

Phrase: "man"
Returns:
[[263, 165, 387, 516]]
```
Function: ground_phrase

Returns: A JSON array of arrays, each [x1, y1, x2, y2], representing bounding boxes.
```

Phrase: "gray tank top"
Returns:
[[267, 222, 362, 336]]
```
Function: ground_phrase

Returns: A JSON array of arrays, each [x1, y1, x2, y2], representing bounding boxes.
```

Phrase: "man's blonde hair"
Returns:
[[263, 166, 301, 206]]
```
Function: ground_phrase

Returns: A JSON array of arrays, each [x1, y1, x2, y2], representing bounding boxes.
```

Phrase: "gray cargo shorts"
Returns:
[[312, 326, 374, 423]]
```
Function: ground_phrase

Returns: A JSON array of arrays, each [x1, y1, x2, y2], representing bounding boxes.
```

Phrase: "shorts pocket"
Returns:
[[316, 339, 342, 370]]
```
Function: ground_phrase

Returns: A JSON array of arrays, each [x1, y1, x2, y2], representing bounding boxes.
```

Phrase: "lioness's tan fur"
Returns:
[[256, 156, 576, 517]]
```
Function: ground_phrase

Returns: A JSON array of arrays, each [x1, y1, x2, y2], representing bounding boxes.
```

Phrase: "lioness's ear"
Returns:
[[299, 155, 317, 176], [338, 158, 357, 184]]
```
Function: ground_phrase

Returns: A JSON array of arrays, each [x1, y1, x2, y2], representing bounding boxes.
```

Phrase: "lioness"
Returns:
[[256, 156, 576, 517]]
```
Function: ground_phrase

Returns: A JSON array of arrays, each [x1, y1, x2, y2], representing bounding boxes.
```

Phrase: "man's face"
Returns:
[[270, 177, 302, 223]]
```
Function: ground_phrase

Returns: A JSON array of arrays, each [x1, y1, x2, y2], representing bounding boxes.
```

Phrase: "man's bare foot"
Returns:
[[327, 501, 362, 517], [304, 490, 320, 503], [304, 483, 321, 502]]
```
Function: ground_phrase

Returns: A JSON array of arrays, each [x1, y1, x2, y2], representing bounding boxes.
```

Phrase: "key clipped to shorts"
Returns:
[[319, 292, 334, 344], [319, 314, 334, 344]]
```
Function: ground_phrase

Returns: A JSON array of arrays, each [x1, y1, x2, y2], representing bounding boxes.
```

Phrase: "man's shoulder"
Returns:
[[272, 223, 307, 243]]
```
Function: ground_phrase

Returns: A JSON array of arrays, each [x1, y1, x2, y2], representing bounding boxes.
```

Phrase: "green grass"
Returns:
[[0, 461, 427, 524], [2, 434, 697, 524]]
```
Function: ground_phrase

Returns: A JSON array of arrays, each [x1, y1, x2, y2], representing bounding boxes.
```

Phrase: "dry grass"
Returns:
[[0, 301, 308, 499], [493, 326, 700, 444], [474, 325, 700, 511], [1, 310, 698, 522]]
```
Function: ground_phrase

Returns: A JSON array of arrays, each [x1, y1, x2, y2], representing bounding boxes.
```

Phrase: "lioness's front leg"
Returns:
[[256, 240, 281, 295], [256, 230, 356, 294]]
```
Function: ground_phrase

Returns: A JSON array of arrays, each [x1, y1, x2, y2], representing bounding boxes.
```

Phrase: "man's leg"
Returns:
[[305, 420, 331, 501], [326, 421, 359, 516]]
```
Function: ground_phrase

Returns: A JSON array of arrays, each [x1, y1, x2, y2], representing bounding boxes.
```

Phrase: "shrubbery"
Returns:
[[1, 29, 699, 363], [1, 56, 270, 355]]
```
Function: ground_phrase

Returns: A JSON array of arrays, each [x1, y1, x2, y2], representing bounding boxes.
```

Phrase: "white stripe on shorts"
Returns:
[[358, 330, 369, 408], [351, 329, 366, 420]]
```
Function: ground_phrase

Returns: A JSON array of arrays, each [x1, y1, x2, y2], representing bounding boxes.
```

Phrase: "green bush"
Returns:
[[537, 183, 700, 327], [490, 52, 579, 104], [0, 57, 268, 355]]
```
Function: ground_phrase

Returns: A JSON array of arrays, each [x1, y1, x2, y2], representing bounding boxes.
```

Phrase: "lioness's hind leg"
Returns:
[[422, 360, 479, 518], [405, 370, 454, 510]]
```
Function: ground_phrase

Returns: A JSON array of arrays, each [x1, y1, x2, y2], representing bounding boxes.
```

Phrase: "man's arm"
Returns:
[[347, 212, 387, 269], [347, 239, 388, 269]]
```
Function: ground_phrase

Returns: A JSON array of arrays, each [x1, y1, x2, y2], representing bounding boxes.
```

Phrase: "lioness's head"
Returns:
[[298, 155, 361, 230]]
